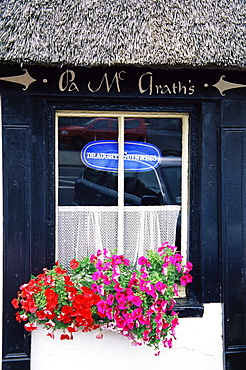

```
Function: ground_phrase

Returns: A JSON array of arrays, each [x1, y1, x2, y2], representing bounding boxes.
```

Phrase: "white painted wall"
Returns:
[[31, 303, 224, 370]]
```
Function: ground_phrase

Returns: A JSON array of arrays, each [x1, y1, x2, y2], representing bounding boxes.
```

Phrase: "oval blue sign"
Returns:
[[81, 141, 161, 172]]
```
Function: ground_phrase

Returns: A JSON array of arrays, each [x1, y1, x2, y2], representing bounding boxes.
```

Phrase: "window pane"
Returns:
[[124, 118, 182, 206], [58, 116, 118, 206]]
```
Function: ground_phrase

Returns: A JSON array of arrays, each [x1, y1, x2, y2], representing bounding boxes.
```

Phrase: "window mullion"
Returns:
[[117, 115, 124, 255], [181, 115, 189, 260]]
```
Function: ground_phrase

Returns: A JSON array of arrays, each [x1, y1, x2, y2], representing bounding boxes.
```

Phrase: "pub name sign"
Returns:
[[0, 67, 246, 97]]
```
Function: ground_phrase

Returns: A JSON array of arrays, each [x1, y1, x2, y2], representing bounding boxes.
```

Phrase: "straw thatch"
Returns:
[[0, 0, 245, 68]]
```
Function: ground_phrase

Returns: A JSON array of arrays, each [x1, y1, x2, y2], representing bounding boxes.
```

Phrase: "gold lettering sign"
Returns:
[[58, 70, 79, 92], [0, 68, 245, 96], [138, 72, 195, 96], [88, 71, 126, 93]]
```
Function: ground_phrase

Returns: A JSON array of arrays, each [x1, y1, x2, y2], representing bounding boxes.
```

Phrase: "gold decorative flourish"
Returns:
[[0, 69, 37, 90], [212, 75, 246, 96]]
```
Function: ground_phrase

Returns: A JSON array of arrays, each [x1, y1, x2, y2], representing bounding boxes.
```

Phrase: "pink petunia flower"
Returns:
[[138, 256, 151, 266], [180, 274, 193, 286]]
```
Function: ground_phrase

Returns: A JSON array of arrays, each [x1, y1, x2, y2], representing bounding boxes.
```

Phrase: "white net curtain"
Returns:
[[57, 205, 181, 268]]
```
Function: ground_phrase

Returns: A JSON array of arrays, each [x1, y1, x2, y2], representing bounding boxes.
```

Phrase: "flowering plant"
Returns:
[[11, 264, 101, 339], [12, 243, 192, 353]]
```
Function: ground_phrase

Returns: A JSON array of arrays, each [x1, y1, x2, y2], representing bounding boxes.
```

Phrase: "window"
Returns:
[[56, 111, 189, 268]]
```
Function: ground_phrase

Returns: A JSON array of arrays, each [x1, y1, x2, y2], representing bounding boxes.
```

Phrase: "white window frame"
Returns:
[[55, 110, 189, 260]]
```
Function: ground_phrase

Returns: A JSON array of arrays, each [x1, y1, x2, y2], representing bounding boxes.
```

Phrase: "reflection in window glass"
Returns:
[[58, 116, 118, 206], [160, 164, 181, 205], [123, 117, 181, 206], [83, 168, 102, 184]]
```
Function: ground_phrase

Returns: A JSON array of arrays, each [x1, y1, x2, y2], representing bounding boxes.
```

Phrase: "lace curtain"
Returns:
[[57, 205, 181, 268]]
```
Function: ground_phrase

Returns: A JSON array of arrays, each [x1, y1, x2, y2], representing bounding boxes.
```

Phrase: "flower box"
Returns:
[[12, 244, 193, 357], [31, 303, 224, 370]]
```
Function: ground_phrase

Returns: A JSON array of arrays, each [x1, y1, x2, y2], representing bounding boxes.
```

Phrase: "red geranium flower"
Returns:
[[36, 310, 46, 320], [70, 259, 80, 269], [44, 288, 59, 309], [11, 298, 19, 309], [67, 324, 78, 333], [60, 333, 72, 340], [24, 322, 38, 332], [21, 297, 37, 313], [72, 294, 86, 307], [54, 266, 67, 275], [15, 312, 21, 323]]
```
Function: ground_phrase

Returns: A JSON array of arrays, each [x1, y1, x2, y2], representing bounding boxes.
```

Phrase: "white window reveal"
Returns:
[[56, 112, 189, 268]]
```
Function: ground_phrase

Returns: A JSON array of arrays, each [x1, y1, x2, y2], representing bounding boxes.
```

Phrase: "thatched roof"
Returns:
[[0, 0, 245, 69]]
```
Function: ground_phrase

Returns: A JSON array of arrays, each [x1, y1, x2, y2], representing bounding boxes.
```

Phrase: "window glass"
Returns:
[[58, 116, 118, 206], [93, 119, 110, 130], [123, 117, 181, 206], [160, 164, 181, 205], [125, 118, 145, 130], [83, 168, 100, 183], [110, 119, 118, 131]]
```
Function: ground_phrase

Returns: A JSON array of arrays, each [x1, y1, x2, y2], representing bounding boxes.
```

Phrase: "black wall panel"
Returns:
[[2, 96, 30, 125], [2, 97, 56, 369], [2, 126, 31, 369], [222, 128, 246, 368], [29, 100, 55, 275], [200, 102, 221, 302]]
